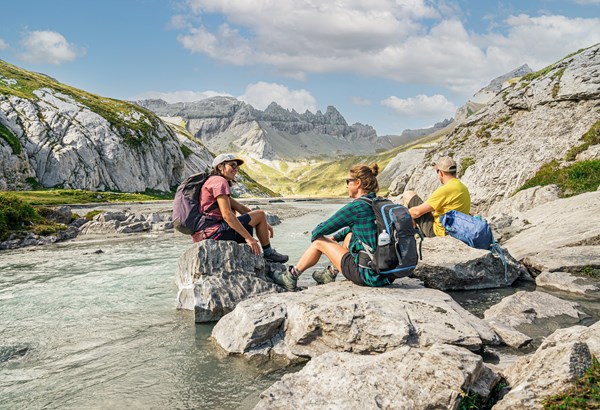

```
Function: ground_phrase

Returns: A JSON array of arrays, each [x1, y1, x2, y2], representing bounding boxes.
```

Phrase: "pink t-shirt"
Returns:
[[191, 175, 230, 242]]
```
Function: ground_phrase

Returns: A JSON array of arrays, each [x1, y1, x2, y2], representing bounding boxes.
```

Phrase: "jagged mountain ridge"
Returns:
[[136, 97, 381, 160]]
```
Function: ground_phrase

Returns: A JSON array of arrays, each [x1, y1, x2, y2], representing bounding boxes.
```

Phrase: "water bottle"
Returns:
[[378, 229, 390, 246]]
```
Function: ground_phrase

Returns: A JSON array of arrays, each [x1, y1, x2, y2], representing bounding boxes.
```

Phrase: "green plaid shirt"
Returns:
[[311, 193, 391, 287]]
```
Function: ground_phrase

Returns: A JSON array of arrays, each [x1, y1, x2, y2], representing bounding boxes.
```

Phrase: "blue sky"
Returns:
[[1, 0, 599, 135]]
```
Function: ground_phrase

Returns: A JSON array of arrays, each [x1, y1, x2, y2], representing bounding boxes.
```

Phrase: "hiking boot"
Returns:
[[312, 265, 339, 285], [272, 266, 298, 291], [264, 249, 289, 263]]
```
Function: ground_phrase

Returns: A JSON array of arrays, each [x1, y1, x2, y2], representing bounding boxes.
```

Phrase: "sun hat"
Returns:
[[212, 153, 244, 168], [435, 156, 457, 173]]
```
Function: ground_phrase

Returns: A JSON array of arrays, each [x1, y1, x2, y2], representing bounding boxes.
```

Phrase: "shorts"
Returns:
[[213, 214, 253, 244], [408, 195, 436, 238], [341, 252, 367, 286]]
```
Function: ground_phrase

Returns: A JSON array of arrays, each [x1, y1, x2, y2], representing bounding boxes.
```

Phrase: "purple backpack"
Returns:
[[172, 173, 219, 235]]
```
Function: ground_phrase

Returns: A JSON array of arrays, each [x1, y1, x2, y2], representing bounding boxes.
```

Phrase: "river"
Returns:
[[0, 199, 598, 409]]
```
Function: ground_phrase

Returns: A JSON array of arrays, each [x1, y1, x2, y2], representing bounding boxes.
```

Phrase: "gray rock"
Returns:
[[175, 240, 283, 322], [504, 191, 600, 261], [485, 319, 532, 349], [266, 212, 281, 226], [413, 236, 525, 290], [487, 185, 560, 219], [495, 321, 600, 409], [484, 291, 586, 332], [254, 343, 500, 410], [79, 220, 121, 235], [523, 246, 600, 275], [379, 148, 426, 189], [94, 212, 128, 223], [145, 212, 162, 223], [403, 45, 600, 211], [116, 221, 151, 234], [212, 281, 500, 361], [536, 270, 600, 296]]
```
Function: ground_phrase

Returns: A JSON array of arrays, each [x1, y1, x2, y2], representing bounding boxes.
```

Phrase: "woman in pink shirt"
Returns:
[[192, 153, 288, 263]]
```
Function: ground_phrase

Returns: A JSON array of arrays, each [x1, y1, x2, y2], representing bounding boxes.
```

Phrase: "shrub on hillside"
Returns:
[[0, 193, 41, 240], [517, 160, 600, 197]]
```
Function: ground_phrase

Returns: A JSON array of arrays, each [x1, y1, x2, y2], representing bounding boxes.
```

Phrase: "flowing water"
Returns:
[[0, 200, 598, 409]]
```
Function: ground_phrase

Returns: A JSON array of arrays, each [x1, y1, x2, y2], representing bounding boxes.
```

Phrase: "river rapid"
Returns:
[[0, 199, 597, 409]]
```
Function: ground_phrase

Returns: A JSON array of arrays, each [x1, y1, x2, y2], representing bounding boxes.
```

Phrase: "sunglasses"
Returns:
[[345, 178, 357, 185], [225, 161, 239, 169]]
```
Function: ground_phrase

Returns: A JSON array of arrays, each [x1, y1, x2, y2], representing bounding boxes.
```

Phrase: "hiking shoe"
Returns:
[[312, 265, 339, 285], [264, 249, 289, 263], [272, 266, 298, 291]]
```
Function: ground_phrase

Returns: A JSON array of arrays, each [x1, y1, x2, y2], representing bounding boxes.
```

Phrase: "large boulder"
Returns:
[[255, 343, 500, 410], [212, 281, 500, 361], [412, 236, 526, 290], [494, 321, 600, 409], [503, 191, 600, 261], [175, 240, 283, 322]]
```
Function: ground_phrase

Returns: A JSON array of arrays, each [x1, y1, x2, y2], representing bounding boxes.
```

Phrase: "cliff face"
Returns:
[[403, 45, 600, 210], [137, 97, 379, 161], [0, 60, 214, 192]]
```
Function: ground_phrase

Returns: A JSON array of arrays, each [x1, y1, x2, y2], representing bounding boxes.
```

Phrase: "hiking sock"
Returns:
[[262, 245, 273, 256], [289, 266, 303, 278]]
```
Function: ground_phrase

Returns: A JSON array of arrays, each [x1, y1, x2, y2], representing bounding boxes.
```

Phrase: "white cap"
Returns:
[[212, 153, 244, 168]]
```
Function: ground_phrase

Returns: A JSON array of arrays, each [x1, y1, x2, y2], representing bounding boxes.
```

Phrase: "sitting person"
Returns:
[[402, 156, 471, 237], [192, 153, 288, 263], [272, 163, 393, 291]]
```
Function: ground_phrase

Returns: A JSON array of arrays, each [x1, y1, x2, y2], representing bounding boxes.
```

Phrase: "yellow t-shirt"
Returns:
[[425, 178, 471, 236]]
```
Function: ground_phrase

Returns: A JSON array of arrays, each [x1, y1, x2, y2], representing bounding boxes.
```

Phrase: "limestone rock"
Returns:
[[403, 45, 600, 210], [523, 246, 600, 275], [485, 319, 532, 349], [136, 97, 381, 161], [254, 343, 500, 410], [175, 240, 283, 322], [379, 148, 426, 189], [536, 270, 600, 295], [495, 321, 600, 409], [412, 236, 525, 290], [504, 191, 600, 260], [212, 281, 500, 361], [483, 291, 586, 331], [487, 185, 560, 220]]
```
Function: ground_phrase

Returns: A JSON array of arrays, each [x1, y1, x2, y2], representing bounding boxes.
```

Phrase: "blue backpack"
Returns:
[[358, 197, 421, 278], [440, 210, 493, 250], [440, 210, 509, 280]]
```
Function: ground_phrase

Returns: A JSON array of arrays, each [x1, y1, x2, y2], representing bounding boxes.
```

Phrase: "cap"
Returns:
[[435, 156, 457, 173], [212, 153, 245, 168]]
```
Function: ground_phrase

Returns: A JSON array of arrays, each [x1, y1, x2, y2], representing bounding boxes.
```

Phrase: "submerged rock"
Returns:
[[483, 291, 587, 342], [212, 281, 500, 361], [412, 236, 526, 290], [175, 240, 283, 322], [255, 343, 500, 410]]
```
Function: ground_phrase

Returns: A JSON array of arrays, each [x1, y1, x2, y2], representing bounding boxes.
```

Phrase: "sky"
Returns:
[[0, 0, 599, 136]]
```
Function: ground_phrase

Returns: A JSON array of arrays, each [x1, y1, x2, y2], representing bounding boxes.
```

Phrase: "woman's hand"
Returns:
[[245, 237, 261, 255]]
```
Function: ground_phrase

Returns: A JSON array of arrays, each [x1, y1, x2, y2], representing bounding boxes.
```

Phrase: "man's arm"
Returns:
[[409, 202, 435, 219]]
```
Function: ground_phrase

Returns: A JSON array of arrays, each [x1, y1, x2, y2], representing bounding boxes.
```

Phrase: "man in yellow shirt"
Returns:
[[402, 156, 471, 237]]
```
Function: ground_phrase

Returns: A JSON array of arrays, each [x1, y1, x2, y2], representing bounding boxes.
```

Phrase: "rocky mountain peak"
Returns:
[[324, 106, 348, 126]]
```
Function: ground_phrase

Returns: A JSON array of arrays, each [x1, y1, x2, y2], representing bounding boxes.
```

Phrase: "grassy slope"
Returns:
[[240, 128, 447, 197]]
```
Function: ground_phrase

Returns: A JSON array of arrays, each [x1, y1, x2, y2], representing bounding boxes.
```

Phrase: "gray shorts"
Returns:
[[408, 195, 436, 238]]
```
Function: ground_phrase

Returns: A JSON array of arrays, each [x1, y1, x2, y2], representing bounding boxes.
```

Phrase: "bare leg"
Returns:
[[402, 190, 417, 207], [295, 237, 348, 272], [247, 210, 270, 246]]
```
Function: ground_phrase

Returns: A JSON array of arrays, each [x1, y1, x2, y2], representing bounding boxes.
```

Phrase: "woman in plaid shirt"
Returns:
[[272, 163, 393, 291]]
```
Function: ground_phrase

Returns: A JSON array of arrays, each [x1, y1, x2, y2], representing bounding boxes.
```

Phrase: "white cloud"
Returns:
[[132, 90, 233, 103], [381, 94, 457, 118], [239, 82, 317, 112], [176, 1, 600, 95], [352, 96, 372, 106], [0, 38, 8, 50], [18, 31, 81, 65]]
